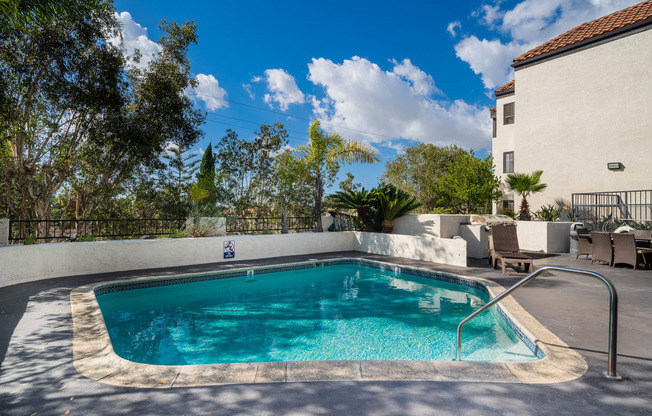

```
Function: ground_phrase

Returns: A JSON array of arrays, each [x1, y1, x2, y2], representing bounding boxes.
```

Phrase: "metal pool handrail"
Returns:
[[456, 265, 622, 381]]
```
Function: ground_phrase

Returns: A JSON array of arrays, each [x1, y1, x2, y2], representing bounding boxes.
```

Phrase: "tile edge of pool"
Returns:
[[70, 257, 588, 387]]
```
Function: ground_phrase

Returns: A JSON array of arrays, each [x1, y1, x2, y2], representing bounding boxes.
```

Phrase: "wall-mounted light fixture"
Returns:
[[607, 162, 623, 170]]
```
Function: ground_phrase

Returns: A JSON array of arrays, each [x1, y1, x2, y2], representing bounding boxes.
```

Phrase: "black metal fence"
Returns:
[[8, 218, 185, 242], [572, 190, 652, 222], [226, 216, 315, 234]]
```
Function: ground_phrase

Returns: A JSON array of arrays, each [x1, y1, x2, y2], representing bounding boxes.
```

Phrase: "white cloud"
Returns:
[[259, 69, 305, 111], [454, 37, 527, 89], [391, 59, 442, 96], [188, 74, 228, 111], [242, 83, 255, 99], [455, 0, 639, 90], [446, 20, 461, 37], [109, 11, 161, 69], [307, 56, 491, 150]]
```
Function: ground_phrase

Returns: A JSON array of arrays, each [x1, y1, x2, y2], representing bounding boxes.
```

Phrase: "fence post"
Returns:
[[0, 219, 8, 247]]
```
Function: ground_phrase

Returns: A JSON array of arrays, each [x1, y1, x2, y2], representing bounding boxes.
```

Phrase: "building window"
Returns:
[[503, 151, 514, 173], [502, 200, 514, 211], [492, 117, 497, 138], [503, 102, 515, 125]]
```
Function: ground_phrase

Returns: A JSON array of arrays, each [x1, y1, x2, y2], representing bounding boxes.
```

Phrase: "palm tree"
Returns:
[[330, 188, 378, 231], [505, 170, 547, 220], [376, 184, 422, 233], [294, 121, 378, 232]]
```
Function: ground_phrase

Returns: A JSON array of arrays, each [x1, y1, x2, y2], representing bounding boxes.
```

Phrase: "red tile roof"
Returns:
[[495, 80, 515, 95], [490, 106, 496, 112], [514, 1, 652, 64]]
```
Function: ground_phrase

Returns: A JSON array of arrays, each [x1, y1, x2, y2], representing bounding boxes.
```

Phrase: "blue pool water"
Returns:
[[97, 264, 538, 365]]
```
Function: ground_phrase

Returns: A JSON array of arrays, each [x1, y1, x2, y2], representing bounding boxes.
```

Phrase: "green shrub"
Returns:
[[76, 235, 96, 242], [534, 204, 563, 222], [497, 208, 516, 219], [23, 235, 36, 245], [431, 207, 453, 214], [169, 230, 188, 238]]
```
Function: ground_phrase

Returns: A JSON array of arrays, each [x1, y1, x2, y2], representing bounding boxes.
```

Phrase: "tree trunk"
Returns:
[[313, 173, 323, 232], [281, 200, 288, 234], [381, 219, 395, 234], [519, 197, 531, 220]]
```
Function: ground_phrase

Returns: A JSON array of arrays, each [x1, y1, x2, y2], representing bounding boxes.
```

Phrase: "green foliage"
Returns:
[[497, 208, 516, 219], [330, 188, 379, 231], [1, 6, 205, 221], [376, 184, 422, 232], [506, 170, 547, 221], [194, 142, 217, 207], [584, 214, 627, 232], [534, 204, 563, 222], [169, 230, 187, 238], [381, 144, 466, 213], [161, 144, 199, 217], [294, 120, 378, 232], [76, 235, 96, 242], [23, 235, 36, 245], [430, 151, 501, 214], [338, 173, 361, 193], [431, 207, 454, 214], [215, 124, 288, 216], [329, 184, 421, 233], [0, 0, 100, 28], [273, 148, 313, 224]]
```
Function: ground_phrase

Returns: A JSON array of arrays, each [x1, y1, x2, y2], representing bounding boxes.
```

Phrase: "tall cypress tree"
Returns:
[[195, 142, 217, 207]]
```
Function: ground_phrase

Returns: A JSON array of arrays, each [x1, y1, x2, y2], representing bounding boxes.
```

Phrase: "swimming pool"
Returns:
[[96, 261, 538, 365]]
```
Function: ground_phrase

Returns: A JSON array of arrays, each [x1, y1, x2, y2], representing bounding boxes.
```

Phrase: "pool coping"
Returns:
[[70, 257, 588, 387]]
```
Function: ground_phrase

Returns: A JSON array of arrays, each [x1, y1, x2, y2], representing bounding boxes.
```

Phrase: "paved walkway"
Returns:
[[1, 251, 651, 415]]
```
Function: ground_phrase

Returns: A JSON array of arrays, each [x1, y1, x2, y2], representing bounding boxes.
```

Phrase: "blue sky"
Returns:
[[113, 0, 638, 190]]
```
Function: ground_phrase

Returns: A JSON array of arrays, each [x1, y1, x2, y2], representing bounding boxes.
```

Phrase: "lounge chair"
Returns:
[[490, 224, 534, 275], [590, 232, 613, 266], [576, 227, 592, 259], [612, 232, 652, 270]]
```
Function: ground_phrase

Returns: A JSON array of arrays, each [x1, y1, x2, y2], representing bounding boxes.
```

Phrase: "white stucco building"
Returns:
[[492, 1, 652, 220]]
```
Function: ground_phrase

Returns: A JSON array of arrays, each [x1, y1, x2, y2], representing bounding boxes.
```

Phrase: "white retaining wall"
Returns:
[[0, 230, 469, 288], [516, 221, 572, 253], [353, 232, 467, 268], [393, 214, 471, 238], [0, 232, 354, 288]]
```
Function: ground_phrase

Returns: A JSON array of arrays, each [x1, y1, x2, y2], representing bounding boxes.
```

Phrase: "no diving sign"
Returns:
[[223, 240, 235, 259]]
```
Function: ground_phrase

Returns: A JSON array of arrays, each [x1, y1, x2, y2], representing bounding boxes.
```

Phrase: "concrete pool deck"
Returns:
[[1, 251, 651, 415]]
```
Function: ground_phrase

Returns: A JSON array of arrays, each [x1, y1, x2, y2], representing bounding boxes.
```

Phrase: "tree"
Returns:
[[430, 151, 502, 214], [381, 143, 466, 212], [161, 145, 198, 217], [506, 170, 548, 220], [330, 188, 379, 231], [376, 184, 422, 233], [294, 121, 378, 232], [274, 149, 311, 233], [194, 142, 217, 207], [0, 0, 100, 28], [215, 124, 288, 215], [1, 7, 205, 224], [0, 4, 124, 223], [330, 184, 421, 233], [339, 172, 361, 193]]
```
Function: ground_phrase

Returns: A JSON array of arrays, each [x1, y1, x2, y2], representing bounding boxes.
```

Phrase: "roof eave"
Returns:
[[512, 18, 652, 70]]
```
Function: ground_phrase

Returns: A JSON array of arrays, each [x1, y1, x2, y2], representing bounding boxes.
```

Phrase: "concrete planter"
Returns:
[[516, 221, 572, 253]]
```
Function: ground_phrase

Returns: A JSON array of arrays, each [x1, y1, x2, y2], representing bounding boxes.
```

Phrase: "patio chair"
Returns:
[[576, 227, 592, 259], [633, 230, 652, 246], [612, 232, 652, 270], [590, 232, 612, 266], [490, 224, 534, 275]]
